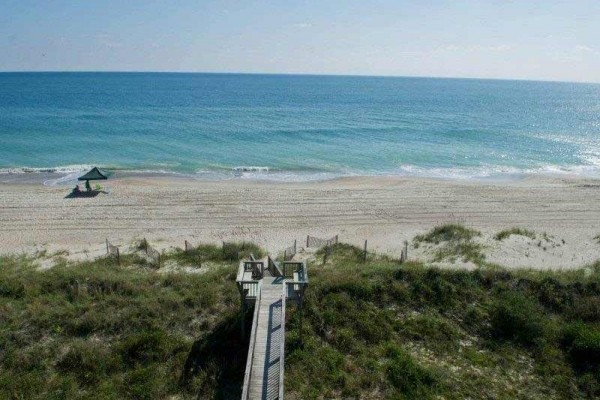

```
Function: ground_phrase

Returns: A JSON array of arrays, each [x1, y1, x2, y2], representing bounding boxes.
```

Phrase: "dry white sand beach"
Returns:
[[1, 175, 599, 269]]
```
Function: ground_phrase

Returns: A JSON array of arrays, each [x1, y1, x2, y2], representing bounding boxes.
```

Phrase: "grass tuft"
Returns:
[[415, 224, 486, 265], [415, 223, 480, 244], [495, 227, 537, 241]]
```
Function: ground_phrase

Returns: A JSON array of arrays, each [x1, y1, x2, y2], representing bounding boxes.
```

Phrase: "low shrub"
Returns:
[[490, 292, 552, 347], [385, 343, 438, 398], [562, 322, 600, 371]]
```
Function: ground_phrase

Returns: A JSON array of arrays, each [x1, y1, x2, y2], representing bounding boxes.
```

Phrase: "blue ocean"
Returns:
[[1, 72, 599, 182]]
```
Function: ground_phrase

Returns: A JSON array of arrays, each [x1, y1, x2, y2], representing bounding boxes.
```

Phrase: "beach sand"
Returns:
[[1, 175, 599, 269]]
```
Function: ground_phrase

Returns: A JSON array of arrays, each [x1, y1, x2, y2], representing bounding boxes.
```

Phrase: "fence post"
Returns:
[[106, 239, 109, 254], [306, 235, 309, 248], [404, 240, 408, 261], [363, 240, 368, 263], [116, 247, 120, 266], [335, 235, 339, 244], [185, 240, 189, 253], [284, 250, 287, 261], [294, 239, 297, 254]]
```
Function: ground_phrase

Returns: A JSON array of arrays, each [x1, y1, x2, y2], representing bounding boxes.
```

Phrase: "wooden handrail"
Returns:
[[279, 284, 286, 400], [241, 281, 262, 400]]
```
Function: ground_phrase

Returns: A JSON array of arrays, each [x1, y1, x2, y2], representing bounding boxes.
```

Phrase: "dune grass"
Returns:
[[167, 241, 265, 267], [285, 245, 600, 399], [1, 241, 600, 399], [495, 227, 537, 241], [414, 224, 486, 265], [0, 252, 248, 399]]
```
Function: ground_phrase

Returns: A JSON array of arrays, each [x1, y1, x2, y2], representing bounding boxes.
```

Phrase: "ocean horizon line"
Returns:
[[1, 70, 599, 86]]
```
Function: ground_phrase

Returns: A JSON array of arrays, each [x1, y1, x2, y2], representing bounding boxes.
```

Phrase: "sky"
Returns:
[[1, 0, 599, 83]]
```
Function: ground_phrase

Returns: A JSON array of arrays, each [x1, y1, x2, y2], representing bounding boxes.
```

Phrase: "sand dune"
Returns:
[[1, 175, 599, 269]]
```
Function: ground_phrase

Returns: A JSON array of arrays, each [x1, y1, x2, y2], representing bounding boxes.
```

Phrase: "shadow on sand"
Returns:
[[181, 312, 250, 399], [64, 190, 107, 199]]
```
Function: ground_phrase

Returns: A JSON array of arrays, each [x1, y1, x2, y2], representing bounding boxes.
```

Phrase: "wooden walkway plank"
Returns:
[[248, 276, 284, 400]]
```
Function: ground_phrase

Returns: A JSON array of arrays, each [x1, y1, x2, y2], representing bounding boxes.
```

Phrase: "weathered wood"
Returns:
[[241, 282, 262, 400], [364, 239, 368, 262], [247, 278, 283, 400], [238, 258, 308, 400], [306, 234, 338, 248], [279, 285, 286, 400], [106, 239, 120, 265]]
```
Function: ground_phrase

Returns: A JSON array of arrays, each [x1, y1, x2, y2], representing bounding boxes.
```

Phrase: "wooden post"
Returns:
[[284, 250, 287, 261], [294, 239, 297, 254], [306, 235, 309, 248], [299, 291, 304, 346], [335, 235, 339, 244], [363, 240, 368, 263], [240, 289, 246, 339], [116, 247, 120, 266], [106, 239, 109, 254], [404, 240, 408, 261], [184, 240, 188, 252]]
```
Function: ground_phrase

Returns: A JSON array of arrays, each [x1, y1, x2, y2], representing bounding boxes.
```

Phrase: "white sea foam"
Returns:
[[0, 164, 93, 174], [4, 162, 600, 186]]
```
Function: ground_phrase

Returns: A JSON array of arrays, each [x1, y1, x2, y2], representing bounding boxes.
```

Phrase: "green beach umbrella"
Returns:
[[78, 167, 109, 181], [78, 167, 109, 190]]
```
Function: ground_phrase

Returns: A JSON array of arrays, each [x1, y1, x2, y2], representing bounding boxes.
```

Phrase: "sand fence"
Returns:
[[105, 239, 120, 265]]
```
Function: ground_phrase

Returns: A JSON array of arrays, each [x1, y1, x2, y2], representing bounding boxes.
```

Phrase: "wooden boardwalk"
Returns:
[[238, 258, 308, 400], [247, 275, 284, 399]]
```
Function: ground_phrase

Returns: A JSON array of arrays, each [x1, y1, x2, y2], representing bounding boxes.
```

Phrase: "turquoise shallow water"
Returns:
[[1, 72, 599, 182]]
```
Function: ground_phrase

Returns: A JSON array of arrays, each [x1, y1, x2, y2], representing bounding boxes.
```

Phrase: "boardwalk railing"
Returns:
[[268, 256, 283, 277], [243, 260, 264, 280], [241, 281, 262, 400], [282, 261, 303, 279], [306, 234, 338, 248], [105, 239, 120, 265], [279, 284, 287, 400]]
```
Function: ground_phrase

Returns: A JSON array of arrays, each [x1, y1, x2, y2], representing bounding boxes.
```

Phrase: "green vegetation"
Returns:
[[414, 224, 486, 265], [169, 241, 264, 266], [495, 227, 537, 241], [285, 248, 600, 398], [414, 223, 480, 244], [0, 252, 248, 399], [2, 240, 600, 399]]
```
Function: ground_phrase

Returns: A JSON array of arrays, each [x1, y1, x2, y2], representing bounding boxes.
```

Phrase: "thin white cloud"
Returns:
[[441, 44, 512, 53], [574, 45, 598, 54], [293, 22, 313, 29]]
